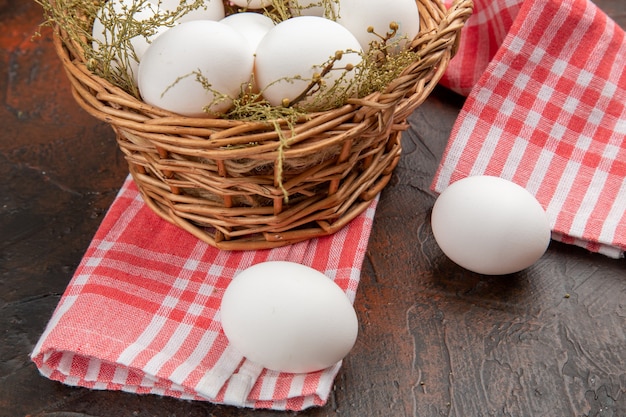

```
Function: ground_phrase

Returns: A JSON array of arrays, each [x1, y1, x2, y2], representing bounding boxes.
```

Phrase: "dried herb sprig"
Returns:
[[36, 0, 210, 96]]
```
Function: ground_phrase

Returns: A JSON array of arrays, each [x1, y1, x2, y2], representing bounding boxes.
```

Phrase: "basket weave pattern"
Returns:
[[54, 0, 473, 250]]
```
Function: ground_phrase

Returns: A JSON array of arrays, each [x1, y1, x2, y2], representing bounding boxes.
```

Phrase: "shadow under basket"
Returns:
[[53, 0, 473, 250]]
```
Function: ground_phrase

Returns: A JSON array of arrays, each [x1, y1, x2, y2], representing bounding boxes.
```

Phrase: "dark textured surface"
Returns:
[[1, 2, 625, 416]]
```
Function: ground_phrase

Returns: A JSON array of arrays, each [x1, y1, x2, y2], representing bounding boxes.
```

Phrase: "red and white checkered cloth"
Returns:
[[31, 176, 377, 411], [31, 0, 626, 410], [435, 0, 626, 258]]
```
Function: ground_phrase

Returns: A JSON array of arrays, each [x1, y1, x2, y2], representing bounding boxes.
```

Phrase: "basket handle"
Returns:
[[442, 0, 474, 58]]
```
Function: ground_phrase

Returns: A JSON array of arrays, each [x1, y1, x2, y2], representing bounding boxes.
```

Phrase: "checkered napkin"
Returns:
[[434, 0, 626, 258], [31, 176, 377, 411]]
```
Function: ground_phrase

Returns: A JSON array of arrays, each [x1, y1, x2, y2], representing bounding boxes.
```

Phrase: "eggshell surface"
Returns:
[[220, 12, 275, 55], [431, 176, 551, 275], [335, 0, 420, 52], [220, 261, 359, 374], [254, 16, 363, 109], [138, 20, 254, 116]]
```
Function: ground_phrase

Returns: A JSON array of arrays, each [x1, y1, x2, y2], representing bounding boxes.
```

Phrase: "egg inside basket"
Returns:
[[40, 0, 473, 250]]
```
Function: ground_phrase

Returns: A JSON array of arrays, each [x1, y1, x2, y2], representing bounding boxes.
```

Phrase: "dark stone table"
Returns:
[[1, 1, 624, 416]]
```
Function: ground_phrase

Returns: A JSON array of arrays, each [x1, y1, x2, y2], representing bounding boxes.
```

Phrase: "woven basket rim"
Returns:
[[51, 0, 473, 130]]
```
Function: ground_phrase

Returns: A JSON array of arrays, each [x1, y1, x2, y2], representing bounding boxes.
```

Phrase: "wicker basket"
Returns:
[[52, 0, 473, 250]]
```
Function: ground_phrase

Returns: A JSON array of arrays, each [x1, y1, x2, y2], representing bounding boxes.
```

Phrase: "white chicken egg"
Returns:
[[254, 16, 363, 110], [229, 0, 273, 9], [335, 0, 420, 52], [138, 20, 254, 116], [92, 0, 165, 84], [220, 12, 275, 56], [220, 261, 359, 374], [151, 0, 225, 22], [431, 176, 551, 275]]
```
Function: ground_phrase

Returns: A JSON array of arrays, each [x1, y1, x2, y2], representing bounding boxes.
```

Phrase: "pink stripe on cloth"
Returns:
[[31, 175, 378, 411], [435, 0, 626, 258]]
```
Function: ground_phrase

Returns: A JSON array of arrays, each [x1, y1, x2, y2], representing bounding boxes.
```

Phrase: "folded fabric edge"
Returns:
[[32, 343, 338, 411], [551, 232, 625, 259], [32, 348, 201, 400]]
